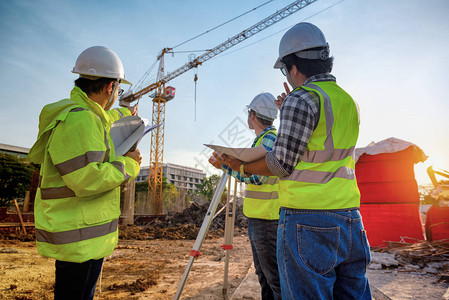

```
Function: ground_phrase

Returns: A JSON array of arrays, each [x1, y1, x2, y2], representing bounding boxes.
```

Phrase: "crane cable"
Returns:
[[133, 59, 158, 92], [133, 1, 274, 92], [171, 0, 274, 50], [194, 70, 198, 122], [210, 0, 345, 61]]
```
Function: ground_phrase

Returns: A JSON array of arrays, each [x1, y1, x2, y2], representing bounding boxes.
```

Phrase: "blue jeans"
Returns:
[[248, 218, 282, 300], [277, 208, 371, 300], [55, 258, 103, 300]]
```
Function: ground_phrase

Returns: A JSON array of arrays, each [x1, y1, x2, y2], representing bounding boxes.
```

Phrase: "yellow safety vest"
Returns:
[[243, 129, 280, 220], [28, 87, 140, 263], [279, 81, 360, 210]]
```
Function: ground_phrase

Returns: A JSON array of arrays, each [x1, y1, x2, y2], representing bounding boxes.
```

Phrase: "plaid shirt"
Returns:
[[223, 126, 276, 185], [266, 73, 337, 177]]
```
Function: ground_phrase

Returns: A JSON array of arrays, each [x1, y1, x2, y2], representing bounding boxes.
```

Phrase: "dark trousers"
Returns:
[[55, 258, 104, 300], [248, 218, 282, 300]]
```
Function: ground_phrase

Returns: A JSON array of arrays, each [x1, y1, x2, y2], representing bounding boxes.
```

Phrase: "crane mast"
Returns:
[[120, 0, 318, 215]]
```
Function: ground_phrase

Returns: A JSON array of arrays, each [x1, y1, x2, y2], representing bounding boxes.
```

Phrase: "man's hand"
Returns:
[[208, 152, 224, 169], [222, 154, 243, 172], [125, 149, 142, 165], [128, 104, 138, 116], [275, 82, 291, 109]]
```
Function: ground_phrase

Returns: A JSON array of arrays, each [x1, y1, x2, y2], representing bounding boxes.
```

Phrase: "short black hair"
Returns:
[[283, 47, 334, 78], [74, 77, 117, 95], [250, 110, 273, 127]]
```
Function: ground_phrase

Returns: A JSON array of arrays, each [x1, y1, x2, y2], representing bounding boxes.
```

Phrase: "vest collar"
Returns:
[[252, 125, 276, 147], [70, 87, 113, 128]]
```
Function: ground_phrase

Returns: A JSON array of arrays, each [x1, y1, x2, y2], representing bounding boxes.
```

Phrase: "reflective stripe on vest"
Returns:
[[245, 190, 279, 200], [55, 151, 106, 176], [264, 177, 278, 185], [36, 219, 118, 245], [113, 108, 125, 117], [111, 161, 131, 181], [40, 186, 76, 199], [284, 166, 355, 184], [301, 146, 355, 163]]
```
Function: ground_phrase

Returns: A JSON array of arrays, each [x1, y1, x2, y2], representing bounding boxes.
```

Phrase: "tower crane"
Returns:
[[119, 0, 318, 215]]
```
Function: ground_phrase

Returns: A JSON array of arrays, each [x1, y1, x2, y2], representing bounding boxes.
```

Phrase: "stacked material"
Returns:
[[355, 138, 427, 247], [425, 206, 449, 241]]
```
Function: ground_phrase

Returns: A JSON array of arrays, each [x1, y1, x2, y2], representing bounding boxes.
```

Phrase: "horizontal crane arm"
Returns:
[[120, 0, 317, 104]]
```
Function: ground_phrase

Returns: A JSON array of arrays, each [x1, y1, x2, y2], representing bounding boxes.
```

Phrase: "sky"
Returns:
[[1, 0, 448, 186]]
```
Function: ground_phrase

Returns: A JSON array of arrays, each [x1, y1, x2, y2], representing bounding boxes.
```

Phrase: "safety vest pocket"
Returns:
[[81, 191, 120, 225]]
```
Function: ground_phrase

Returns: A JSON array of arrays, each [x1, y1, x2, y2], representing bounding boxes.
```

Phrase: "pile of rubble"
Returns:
[[369, 240, 449, 283], [168, 202, 247, 229], [0, 202, 248, 241], [0, 227, 35, 242], [119, 202, 248, 241]]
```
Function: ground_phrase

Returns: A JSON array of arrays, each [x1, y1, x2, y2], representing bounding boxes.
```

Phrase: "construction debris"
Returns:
[[0, 226, 35, 242], [168, 201, 248, 230], [119, 202, 247, 240], [370, 240, 449, 283], [0, 202, 248, 242]]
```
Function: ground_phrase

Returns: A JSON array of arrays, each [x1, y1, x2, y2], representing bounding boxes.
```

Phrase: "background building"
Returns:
[[136, 163, 206, 193], [0, 143, 30, 158]]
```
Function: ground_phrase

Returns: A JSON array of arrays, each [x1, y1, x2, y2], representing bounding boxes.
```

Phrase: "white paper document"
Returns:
[[110, 116, 160, 156], [204, 144, 267, 162]]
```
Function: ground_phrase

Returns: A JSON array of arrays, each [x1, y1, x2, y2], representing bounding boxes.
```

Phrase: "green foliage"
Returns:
[[135, 176, 178, 197], [162, 180, 178, 208], [194, 174, 227, 202], [135, 181, 149, 193], [0, 153, 39, 207]]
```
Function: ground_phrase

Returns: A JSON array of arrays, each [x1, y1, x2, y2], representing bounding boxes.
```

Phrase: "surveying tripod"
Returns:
[[174, 171, 239, 299]]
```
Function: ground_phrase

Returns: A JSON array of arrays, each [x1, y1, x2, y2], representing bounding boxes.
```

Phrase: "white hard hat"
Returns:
[[274, 22, 329, 69], [72, 46, 132, 84], [247, 93, 278, 121]]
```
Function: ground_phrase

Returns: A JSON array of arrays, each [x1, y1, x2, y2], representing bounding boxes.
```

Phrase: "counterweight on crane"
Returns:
[[119, 0, 317, 215]]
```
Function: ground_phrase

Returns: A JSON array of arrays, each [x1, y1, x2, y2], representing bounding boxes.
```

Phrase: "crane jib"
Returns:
[[121, 0, 318, 103]]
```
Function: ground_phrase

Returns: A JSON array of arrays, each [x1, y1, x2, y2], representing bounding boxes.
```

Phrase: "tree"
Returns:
[[135, 176, 179, 207], [195, 174, 227, 202], [0, 153, 39, 207], [135, 176, 177, 193]]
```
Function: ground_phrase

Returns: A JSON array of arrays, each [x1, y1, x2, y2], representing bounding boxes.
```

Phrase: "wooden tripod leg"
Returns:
[[222, 178, 238, 298], [14, 199, 27, 235]]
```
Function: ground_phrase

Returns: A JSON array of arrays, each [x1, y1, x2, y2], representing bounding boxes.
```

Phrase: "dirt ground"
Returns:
[[0, 234, 254, 300], [2, 235, 449, 300], [1, 201, 448, 300]]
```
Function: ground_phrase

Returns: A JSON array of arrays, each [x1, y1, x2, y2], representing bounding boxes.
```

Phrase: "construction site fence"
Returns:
[[135, 189, 204, 215]]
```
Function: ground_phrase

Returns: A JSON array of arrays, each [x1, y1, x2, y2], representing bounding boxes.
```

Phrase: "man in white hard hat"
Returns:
[[209, 93, 282, 299], [28, 46, 142, 300], [221, 23, 371, 299]]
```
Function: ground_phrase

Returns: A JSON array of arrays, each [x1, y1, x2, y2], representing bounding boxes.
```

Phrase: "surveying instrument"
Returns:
[[174, 171, 241, 299]]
